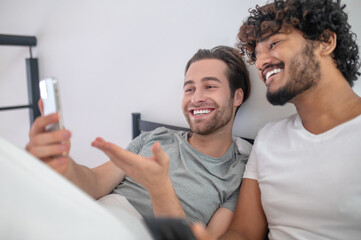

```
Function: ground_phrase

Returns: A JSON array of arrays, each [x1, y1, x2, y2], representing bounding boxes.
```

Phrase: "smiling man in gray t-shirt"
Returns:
[[27, 46, 251, 238]]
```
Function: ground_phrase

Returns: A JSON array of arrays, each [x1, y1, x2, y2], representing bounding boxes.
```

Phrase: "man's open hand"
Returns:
[[92, 137, 170, 191]]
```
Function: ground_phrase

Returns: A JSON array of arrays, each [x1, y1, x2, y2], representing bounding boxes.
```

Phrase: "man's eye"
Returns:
[[185, 88, 193, 93], [269, 40, 280, 49], [206, 85, 215, 89]]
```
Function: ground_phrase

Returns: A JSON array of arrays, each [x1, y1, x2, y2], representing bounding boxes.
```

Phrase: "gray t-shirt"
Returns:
[[113, 127, 249, 224]]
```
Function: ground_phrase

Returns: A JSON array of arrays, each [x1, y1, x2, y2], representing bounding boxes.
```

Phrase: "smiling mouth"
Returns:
[[191, 108, 213, 116], [262, 63, 284, 83], [265, 68, 282, 81]]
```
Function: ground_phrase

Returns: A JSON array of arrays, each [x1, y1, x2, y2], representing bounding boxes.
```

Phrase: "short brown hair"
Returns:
[[185, 46, 250, 114]]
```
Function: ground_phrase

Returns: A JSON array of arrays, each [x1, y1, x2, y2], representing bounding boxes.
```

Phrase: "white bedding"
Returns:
[[0, 135, 252, 239], [0, 137, 152, 240]]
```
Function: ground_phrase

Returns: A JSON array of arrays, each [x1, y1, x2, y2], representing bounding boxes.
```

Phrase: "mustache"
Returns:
[[187, 102, 217, 109], [262, 62, 285, 79], [264, 62, 284, 71]]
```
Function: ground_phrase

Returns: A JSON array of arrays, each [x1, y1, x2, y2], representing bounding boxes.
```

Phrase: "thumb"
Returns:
[[38, 99, 44, 115], [152, 142, 169, 166]]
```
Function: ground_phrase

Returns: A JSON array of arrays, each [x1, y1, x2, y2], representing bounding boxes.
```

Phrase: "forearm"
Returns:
[[64, 158, 125, 199], [148, 178, 187, 219], [63, 157, 102, 199], [219, 179, 268, 240]]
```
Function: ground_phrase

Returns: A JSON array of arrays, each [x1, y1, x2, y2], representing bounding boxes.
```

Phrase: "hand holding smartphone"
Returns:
[[39, 78, 64, 132]]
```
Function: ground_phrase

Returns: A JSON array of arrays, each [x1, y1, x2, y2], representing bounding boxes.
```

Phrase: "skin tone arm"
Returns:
[[92, 137, 235, 238], [92, 138, 186, 216], [26, 101, 125, 199], [207, 207, 234, 238], [192, 179, 268, 240]]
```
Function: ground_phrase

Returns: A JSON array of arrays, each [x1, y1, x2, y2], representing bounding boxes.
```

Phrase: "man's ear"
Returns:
[[234, 88, 244, 107], [320, 30, 337, 57]]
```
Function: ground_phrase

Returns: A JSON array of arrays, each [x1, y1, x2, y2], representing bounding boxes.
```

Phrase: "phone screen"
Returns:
[[39, 78, 64, 131]]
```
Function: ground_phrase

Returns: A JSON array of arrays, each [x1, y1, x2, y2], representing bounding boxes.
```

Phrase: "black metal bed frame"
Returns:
[[132, 112, 190, 139], [132, 112, 254, 144], [0, 34, 41, 126]]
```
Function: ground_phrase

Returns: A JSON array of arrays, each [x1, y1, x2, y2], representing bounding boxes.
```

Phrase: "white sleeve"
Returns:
[[243, 139, 259, 180]]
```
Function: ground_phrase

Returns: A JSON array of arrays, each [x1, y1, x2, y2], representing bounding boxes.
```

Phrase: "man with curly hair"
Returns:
[[193, 0, 361, 239]]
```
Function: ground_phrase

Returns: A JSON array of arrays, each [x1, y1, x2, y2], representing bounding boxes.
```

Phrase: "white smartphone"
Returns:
[[39, 78, 64, 132]]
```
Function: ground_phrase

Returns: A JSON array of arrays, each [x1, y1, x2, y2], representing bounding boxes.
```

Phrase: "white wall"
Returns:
[[1, 0, 360, 167]]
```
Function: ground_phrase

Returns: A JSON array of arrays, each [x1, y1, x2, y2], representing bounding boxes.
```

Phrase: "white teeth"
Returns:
[[265, 68, 282, 81], [193, 109, 211, 115]]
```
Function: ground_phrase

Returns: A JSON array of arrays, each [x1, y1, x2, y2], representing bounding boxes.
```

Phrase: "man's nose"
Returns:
[[255, 44, 272, 71], [191, 88, 206, 105]]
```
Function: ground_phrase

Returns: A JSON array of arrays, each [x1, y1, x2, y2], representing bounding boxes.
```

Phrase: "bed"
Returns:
[[131, 112, 254, 145]]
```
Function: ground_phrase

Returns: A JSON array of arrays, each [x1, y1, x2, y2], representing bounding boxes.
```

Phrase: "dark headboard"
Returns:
[[132, 113, 190, 139], [131, 112, 254, 145], [0, 34, 41, 126]]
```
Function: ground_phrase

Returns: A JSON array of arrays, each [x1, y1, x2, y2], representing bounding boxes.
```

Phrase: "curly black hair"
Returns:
[[237, 0, 360, 86]]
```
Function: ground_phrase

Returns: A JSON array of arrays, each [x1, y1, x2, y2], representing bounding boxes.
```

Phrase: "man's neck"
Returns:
[[292, 74, 361, 134], [187, 126, 233, 158]]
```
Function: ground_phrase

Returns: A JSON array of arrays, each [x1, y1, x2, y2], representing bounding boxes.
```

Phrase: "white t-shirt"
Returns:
[[244, 113, 361, 240]]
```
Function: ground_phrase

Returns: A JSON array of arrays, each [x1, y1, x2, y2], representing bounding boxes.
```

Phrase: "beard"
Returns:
[[267, 42, 321, 106], [184, 100, 234, 135]]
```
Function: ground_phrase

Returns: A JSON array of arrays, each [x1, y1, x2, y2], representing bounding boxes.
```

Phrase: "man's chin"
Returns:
[[189, 125, 211, 135], [266, 90, 293, 106]]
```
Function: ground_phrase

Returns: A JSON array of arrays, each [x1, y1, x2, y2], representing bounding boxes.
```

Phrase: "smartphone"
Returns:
[[39, 78, 64, 132], [143, 217, 197, 240]]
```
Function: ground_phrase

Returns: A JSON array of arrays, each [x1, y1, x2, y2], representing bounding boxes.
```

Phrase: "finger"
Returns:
[[91, 137, 106, 146], [31, 130, 71, 146], [91, 137, 111, 152], [152, 142, 169, 166], [93, 138, 150, 171], [92, 142, 119, 161], [29, 113, 60, 137], [28, 143, 70, 159], [105, 142, 144, 166], [38, 99, 43, 115], [91, 138, 134, 169], [27, 130, 71, 155], [92, 138, 133, 163]]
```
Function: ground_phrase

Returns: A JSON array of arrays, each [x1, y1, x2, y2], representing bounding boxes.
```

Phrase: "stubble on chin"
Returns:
[[185, 105, 234, 136], [266, 42, 321, 106]]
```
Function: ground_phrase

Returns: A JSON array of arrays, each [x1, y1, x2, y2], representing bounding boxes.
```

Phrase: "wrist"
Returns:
[[147, 176, 174, 199], [147, 177, 186, 218]]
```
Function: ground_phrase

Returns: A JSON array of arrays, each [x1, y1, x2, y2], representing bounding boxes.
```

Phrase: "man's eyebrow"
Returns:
[[183, 77, 221, 88], [183, 80, 194, 88], [202, 77, 221, 83]]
